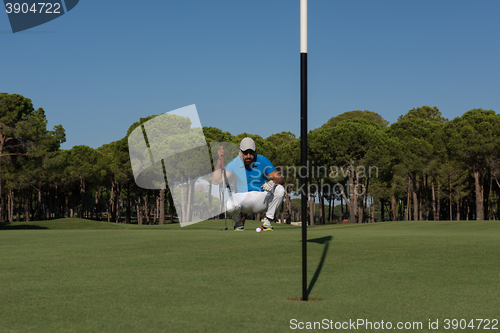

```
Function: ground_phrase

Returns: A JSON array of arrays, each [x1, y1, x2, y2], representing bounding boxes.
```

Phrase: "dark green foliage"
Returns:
[[2, 93, 500, 224], [320, 110, 389, 129], [0, 93, 66, 222], [397, 105, 448, 123], [442, 109, 500, 220]]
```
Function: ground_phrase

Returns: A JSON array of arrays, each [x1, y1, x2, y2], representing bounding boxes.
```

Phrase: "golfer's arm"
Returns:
[[212, 159, 231, 185], [268, 170, 284, 185], [212, 159, 223, 184]]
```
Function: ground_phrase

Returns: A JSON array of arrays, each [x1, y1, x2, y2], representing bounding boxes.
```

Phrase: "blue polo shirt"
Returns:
[[225, 154, 276, 192]]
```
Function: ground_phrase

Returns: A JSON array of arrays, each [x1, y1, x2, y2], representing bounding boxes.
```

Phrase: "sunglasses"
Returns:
[[241, 149, 256, 156]]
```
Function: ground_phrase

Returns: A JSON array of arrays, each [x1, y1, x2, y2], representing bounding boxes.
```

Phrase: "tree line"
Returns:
[[1, 92, 499, 224]]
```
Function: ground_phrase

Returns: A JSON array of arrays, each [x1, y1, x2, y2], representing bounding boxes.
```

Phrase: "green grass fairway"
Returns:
[[1, 219, 499, 332]]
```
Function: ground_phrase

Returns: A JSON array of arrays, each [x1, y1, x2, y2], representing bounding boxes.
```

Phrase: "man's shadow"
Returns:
[[306, 235, 333, 297]]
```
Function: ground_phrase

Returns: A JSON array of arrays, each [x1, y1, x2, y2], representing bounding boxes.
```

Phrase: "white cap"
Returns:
[[240, 137, 256, 151]]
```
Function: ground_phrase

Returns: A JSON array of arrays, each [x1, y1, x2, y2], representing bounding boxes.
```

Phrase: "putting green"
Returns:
[[0, 219, 498, 332]]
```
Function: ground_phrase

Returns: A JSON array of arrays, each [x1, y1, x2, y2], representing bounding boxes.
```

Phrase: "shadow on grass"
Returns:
[[306, 235, 333, 298], [0, 222, 48, 230]]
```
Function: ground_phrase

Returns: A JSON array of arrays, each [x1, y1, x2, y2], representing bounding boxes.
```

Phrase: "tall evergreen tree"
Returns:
[[444, 109, 499, 220]]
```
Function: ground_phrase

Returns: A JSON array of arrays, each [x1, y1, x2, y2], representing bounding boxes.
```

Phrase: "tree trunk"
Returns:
[[488, 170, 493, 220], [286, 185, 291, 224], [391, 194, 396, 221], [0, 151, 2, 223], [106, 190, 110, 223], [186, 177, 196, 222], [54, 184, 59, 219], [309, 192, 314, 226], [65, 195, 69, 218], [110, 182, 115, 221], [168, 188, 174, 223], [94, 190, 99, 221], [465, 200, 470, 221], [405, 176, 411, 221], [145, 193, 150, 225], [280, 200, 284, 223], [125, 185, 131, 224], [347, 165, 357, 223], [437, 181, 441, 221], [431, 179, 437, 221], [474, 170, 484, 220], [179, 173, 186, 222], [340, 182, 352, 223], [208, 181, 213, 218], [25, 193, 30, 222], [328, 193, 332, 222], [7, 190, 14, 223], [356, 175, 363, 223], [370, 197, 375, 223], [137, 196, 142, 225], [159, 189, 165, 224], [497, 182, 500, 220], [155, 197, 159, 224], [114, 184, 120, 223], [340, 186, 344, 222], [357, 195, 364, 223], [413, 177, 418, 221], [318, 180, 324, 224], [16, 190, 21, 222], [449, 176, 453, 220], [366, 195, 370, 222], [36, 188, 42, 221], [418, 177, 423, 221], [45, 191, 49, 220], [423, 175, 429, 220], [380, 198, 385, 222], [80, 178, 85, 219]]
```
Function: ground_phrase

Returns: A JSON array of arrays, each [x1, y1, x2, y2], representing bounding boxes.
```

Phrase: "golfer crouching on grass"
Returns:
[[212, 137, 285, 231]]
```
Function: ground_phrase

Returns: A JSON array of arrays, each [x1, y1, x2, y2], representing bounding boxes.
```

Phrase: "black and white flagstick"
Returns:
[[300, 0, 308, 302]]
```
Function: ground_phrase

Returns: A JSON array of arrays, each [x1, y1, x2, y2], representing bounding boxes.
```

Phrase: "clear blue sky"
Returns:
[[2, 0, 499, 150]]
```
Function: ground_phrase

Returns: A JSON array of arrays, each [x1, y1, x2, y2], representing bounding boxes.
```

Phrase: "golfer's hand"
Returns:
[[261, 180, 275, 192], [217, 146, 224, 161]]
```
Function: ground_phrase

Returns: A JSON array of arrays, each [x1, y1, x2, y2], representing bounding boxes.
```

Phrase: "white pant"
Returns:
[[226, 185, 285, 220]]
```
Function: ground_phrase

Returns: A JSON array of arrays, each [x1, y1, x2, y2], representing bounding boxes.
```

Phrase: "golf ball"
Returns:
[[256, 227, 261, 233]]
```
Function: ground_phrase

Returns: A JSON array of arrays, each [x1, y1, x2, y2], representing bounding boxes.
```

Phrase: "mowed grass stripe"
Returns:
[[0, 219, 499, 332]]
